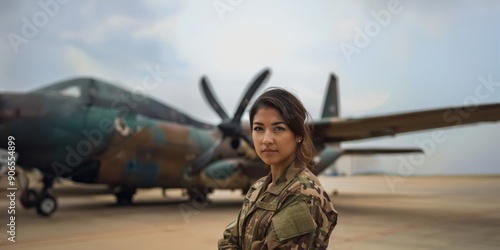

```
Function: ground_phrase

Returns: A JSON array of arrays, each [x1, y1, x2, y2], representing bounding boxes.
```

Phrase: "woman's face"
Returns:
[[252, 107, 299, 170]]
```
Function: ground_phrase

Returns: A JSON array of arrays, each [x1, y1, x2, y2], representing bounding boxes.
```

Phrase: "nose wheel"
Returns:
[[35, 192, 58, 216], [20, 175, 58, 217]]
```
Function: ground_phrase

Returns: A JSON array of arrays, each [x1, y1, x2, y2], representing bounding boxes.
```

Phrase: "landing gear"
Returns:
[[20, 175, 58, 217], [36, 192, 58, 216], [114, 186, 136, 205], [20, 189, 38, 208], [242, 185, 251, 195], [187, 187, 212, 203]]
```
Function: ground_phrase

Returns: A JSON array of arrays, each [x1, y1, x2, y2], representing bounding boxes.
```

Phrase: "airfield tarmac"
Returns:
[[0, 175, 499, 250]]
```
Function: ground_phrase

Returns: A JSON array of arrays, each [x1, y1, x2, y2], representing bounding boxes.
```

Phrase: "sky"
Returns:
[[1, 0, 499, 175]]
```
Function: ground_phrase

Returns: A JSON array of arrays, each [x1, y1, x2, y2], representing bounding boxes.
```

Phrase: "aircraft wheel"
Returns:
[[114, 186, 135, 205], [20, 189, 38, 209], [187, 187, 209, 204], [241, 186, 251, 195], [115, 195, 133, 205], [36, 193, 58, 217]]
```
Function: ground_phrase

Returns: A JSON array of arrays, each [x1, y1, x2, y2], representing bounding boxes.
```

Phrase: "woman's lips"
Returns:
[[262, 149, 277, 153]]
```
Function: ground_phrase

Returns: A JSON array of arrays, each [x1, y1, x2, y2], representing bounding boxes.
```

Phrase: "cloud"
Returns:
[[62, 45, 103, 75], [343, 92, 391, 115], [60, 15, 137, 45]]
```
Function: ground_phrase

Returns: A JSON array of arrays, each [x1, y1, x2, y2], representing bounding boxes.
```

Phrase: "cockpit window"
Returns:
[[58, 85, 81, 98], [32, 77, 213, 128], [33, 78, 85, 99]]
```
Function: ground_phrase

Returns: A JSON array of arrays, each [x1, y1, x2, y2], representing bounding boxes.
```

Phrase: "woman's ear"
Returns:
[[296, 136, 303, 143]]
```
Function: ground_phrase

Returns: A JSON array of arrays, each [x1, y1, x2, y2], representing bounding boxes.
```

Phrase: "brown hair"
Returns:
[[249, 88, 315, 169]]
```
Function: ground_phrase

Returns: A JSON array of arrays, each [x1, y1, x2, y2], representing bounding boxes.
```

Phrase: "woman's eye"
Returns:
[[274, 126, 285, 131], [253, 127, 263, 131]]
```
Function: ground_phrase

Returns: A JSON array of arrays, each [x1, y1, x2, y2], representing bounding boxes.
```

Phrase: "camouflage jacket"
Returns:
[[218, 161, 338, 250]]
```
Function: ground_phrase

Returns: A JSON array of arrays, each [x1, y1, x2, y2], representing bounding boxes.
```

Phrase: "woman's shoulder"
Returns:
[[288, 168, 333, 204], [279, 168, 338, 229]]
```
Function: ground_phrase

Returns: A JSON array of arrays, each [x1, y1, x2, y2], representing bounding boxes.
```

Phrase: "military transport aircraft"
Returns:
[[0, 68, 499, 216]]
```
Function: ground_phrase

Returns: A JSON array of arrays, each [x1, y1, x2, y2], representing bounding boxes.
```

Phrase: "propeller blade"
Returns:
[[232, 68, 271, 123], [189, 68, 271, 176], [201, 76, 230, 121], [189, 137, 223, 175]]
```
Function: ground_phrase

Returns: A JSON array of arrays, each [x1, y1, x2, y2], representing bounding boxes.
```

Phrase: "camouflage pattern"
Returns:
[[218, 161, 338, 249], [0, 76, 334, 193]]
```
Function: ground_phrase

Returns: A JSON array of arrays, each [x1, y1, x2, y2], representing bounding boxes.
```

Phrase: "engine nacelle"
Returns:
[[312, 147, 343, 175]]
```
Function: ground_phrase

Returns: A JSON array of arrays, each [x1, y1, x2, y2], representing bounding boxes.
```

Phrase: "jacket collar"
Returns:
[[262, 161, 305, 196]]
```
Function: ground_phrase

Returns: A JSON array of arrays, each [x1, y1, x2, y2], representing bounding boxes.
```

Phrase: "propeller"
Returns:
[[188, 68, 271, 175]]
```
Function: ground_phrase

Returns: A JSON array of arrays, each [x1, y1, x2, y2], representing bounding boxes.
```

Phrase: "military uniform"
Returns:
[[218, 161, 338, 249]]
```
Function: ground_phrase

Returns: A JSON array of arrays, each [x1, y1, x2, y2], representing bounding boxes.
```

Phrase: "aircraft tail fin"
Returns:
[[321, 74, 339, 118]]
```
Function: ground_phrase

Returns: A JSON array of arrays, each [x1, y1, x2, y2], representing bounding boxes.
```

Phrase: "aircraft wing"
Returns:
[[312, 103, 500, 143], [342, 148, 423, 154]]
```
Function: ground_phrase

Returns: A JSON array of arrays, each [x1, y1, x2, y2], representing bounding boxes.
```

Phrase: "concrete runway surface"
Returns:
[[0, 175, 499, 249]]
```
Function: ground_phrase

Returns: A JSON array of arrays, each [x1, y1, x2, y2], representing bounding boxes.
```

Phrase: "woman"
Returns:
[[218, 88, 338, 249]]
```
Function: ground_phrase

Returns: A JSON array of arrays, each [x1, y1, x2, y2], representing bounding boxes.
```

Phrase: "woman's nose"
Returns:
[[262, 131, 273, 144]]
